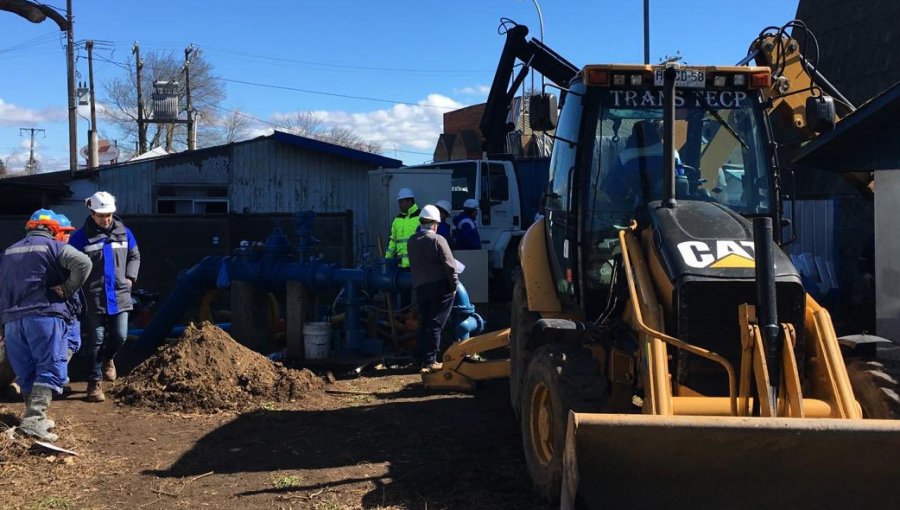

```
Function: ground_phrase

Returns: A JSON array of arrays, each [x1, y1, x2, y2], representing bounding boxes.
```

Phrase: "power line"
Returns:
[[220, 77, 457, 110], [0, 31, 60, 55], [201, 46, 489, 76], [88, 54, 462, 111]]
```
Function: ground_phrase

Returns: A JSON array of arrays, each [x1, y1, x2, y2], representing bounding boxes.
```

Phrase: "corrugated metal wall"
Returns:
[[66, 138, 373, 256], [784, 199, 837, 293], [230, 139, 370, 237]]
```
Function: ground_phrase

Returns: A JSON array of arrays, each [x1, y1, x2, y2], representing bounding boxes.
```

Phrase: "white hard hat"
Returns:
[[85, 191, 117, 214], [397, 188, 415, 200], [463, 198, 479, 210], [420, 205, 441, 222], [435, 200, 452, 214]]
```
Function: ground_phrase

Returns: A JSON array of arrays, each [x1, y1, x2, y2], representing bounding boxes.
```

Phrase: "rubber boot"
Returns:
[[20, 393, 56, 430], [102, 359, 117, 382], [86, 381, 106, 403], [18, 386, 58, 442]]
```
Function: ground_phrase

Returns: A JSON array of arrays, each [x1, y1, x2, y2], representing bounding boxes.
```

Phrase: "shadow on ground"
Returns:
[[147, 381, 550, 509]]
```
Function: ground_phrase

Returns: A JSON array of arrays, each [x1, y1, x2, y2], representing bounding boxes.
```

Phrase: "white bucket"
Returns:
[[303, 322, 331, 360]]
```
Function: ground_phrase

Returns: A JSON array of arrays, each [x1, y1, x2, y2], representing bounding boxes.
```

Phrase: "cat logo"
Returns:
[[677, 240, 756, 269]]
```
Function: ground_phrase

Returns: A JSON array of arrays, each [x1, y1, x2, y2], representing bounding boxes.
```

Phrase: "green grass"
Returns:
[[29, 496, 76, 510], [272, 474, 304, 490], [260, 402, 280, 411]]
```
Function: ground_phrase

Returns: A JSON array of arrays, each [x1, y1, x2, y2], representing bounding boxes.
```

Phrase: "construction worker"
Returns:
[[55, 214, 84, 385], [602, 119, 684, 210], [0, 209, 91, 441], [453, 198, 482, 250], [69, 191, 141, 403], [434, 200, 453, 243], [407, 205, 458, 373], [384, 188, 420, 268]]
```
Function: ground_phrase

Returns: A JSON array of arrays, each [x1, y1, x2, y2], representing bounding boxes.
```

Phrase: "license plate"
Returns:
[[654, 68, 706, 88]]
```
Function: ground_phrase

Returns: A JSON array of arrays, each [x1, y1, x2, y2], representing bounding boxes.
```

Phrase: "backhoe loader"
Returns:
[[423, 20, 900, 508]]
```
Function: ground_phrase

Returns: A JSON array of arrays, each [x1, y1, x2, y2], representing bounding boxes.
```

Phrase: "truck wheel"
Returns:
[[510, 269, 539, 419], [847, 359, 900, 419], [520, 343, 606, 503]]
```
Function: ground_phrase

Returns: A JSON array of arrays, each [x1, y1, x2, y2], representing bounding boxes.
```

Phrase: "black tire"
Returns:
[[520, 343, 607, 503], [847, 359, 900, 419], [510, 269, 539, 419]]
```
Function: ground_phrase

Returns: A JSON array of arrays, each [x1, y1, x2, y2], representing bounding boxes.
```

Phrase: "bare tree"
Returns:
[[102, 49, 226, 152], [201, 108, 255, 146], [0, 157, 7, 177], [280, 111, 382, 154]]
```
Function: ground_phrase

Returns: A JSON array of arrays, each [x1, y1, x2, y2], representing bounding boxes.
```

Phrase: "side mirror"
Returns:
[[805, 95, 836, 133], [529, 93, 558, 132]]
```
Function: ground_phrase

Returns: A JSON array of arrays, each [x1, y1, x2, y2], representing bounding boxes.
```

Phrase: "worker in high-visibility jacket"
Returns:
[[385, 188, 420, 268]]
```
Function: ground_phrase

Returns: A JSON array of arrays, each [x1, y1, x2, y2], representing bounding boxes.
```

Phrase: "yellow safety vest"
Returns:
[[385, 203, 420, 268]]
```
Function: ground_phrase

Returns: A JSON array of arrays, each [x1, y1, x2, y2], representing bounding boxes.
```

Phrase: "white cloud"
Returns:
[[272, 94, 465, 154], [0, 98, 67, 126], [453, 85, 491, 97]]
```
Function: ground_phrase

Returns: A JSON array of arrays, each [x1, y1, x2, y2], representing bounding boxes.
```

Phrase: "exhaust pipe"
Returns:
[[753, 217, 781, 410], [662, 65, 677, 209]]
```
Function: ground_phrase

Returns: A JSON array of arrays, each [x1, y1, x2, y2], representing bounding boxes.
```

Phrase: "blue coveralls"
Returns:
[[0, 233, 76, 394], [452, 213, 481, 250]]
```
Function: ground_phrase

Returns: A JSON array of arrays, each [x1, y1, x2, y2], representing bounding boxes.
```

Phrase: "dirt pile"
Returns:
[[112, 322, 324, 412]]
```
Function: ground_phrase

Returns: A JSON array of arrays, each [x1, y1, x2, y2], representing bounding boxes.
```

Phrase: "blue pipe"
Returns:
[[452, 281, 484, 341], [136, 223, 482, 359], [135, 255, 223, 352]]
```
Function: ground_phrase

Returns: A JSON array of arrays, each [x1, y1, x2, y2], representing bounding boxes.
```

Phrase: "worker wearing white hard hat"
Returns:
[[434, 200, 453, 243], [68, 191, 141, 403], [385, 188, 419, 269], [407, 204, 459, 373], [452, 198, 482, 250]]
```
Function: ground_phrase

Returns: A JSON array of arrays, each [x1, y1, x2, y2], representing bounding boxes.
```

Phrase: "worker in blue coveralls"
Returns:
[[434, 200, 453, 244], [55, 214, 84, 392], [0, 209, 91, 441], [68, 191, 141, 403], [602, 119, 684, 210], [452, 198, 482, 250]]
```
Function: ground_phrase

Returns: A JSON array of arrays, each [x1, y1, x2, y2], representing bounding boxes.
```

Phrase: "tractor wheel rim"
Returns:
[[530, 381, 553, 465]]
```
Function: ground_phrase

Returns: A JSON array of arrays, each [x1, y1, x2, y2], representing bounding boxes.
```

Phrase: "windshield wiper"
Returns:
[[690, 90, 749, 150]]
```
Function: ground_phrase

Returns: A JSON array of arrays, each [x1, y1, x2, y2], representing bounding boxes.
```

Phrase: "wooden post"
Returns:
[[230, 281, 268, 350], [286, 281, 310, 360]]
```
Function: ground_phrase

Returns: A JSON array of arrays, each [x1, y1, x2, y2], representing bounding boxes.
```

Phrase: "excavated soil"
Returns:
[[112, 322, 324, 412]]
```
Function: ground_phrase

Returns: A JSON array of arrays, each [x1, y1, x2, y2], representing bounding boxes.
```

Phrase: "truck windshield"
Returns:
[[413, 161, 477, 210], [586, 88, 772, 221]]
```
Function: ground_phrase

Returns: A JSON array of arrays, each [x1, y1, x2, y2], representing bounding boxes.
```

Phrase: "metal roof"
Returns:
[[793, 79, 900, 172], [267, 130, 402, 168]]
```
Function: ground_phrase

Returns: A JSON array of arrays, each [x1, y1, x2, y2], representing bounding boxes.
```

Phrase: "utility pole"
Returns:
[[86, 40, 99, 169], [643, 0, 650, 65], [133, 42, 146, 154], [184, 45, 195, 151], [65, 0, 77, 174], [19, 127, 46, 174]]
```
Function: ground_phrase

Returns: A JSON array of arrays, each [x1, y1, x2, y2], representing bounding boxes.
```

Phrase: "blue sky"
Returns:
[[0, 0, 798, 170]]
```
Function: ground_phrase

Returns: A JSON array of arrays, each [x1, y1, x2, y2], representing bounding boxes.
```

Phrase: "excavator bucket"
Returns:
[[562, 412, 900, 509]]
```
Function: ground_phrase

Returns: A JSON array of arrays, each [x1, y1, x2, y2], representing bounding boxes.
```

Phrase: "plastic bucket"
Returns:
[[303, 322, 331, 360]]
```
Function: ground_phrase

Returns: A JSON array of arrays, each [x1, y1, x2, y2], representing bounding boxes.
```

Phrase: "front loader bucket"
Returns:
[[562, 412, 900, 509]]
